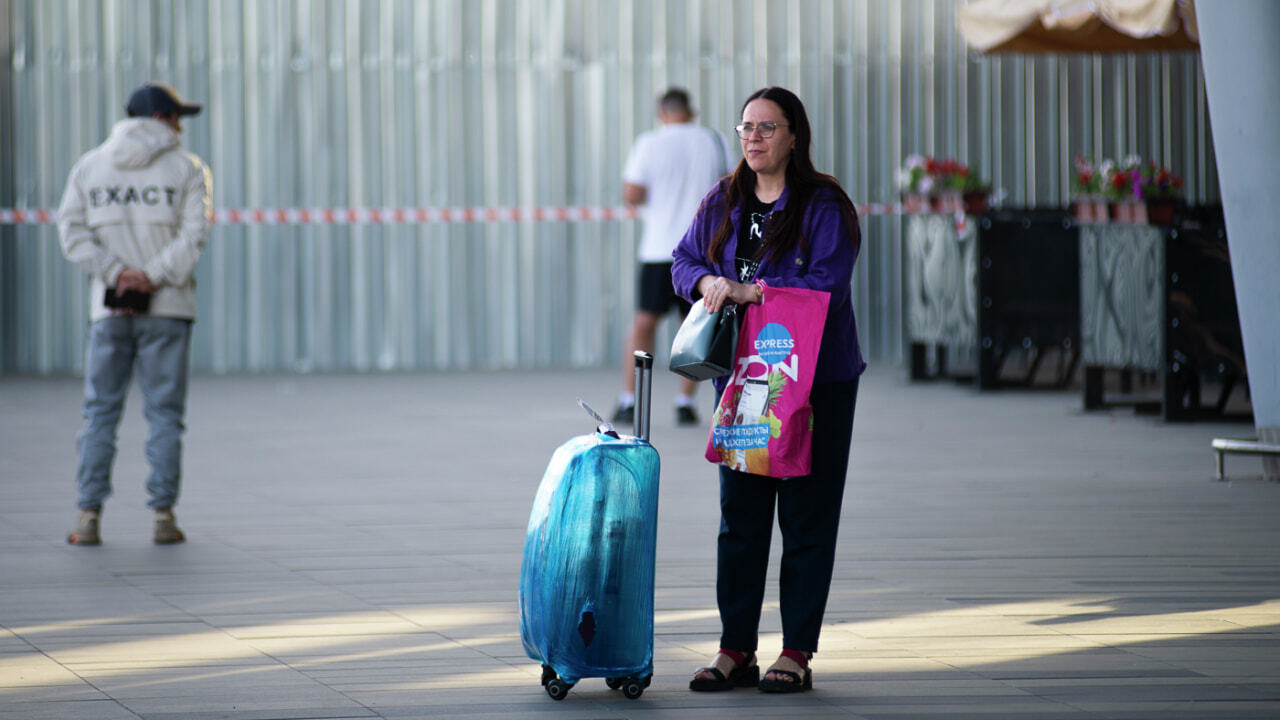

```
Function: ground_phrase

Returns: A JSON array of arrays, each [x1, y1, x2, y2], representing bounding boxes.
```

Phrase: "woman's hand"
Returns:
[[697, 275, 762, 313]]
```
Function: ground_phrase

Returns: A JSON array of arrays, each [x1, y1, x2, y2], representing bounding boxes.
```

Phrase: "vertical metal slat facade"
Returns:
[[0, 0, 1217, 375]]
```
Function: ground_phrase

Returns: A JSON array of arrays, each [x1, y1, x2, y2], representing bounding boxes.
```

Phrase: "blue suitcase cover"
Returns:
[[518, 431, 660, 685]]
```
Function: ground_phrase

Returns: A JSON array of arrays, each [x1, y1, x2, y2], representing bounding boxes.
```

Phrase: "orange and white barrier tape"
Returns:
[[0, 208, 57, 224], [211, 205, 648, 224], [2, 203, 929, 226]]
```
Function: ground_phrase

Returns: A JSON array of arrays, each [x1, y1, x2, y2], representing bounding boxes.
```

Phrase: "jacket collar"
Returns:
[[727, 182, 790, 225]]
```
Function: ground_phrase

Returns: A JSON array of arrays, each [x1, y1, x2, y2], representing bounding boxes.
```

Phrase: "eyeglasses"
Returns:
[[734, 121, 788, 139]]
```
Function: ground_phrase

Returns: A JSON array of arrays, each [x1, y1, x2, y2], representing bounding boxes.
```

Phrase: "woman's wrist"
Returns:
[[696, 274, 716, 298]]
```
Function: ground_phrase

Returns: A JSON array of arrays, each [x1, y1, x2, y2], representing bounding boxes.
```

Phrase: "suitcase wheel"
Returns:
[[606, 675, 647, 698], [540, 665, 557, 687], [545, 677, 573, 701], [621, 677, 647, 700]]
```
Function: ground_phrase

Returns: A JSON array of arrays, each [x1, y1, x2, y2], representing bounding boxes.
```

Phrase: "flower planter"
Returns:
[[901, 192, 942, 211], [1076, 156, 1185, 224], [897, 156, 990, 215], [935, 192, 965, 214], [1109, 200, 1181, 225], [1146, 199, 1178, 225], [962, 191, 989, 216], [902, 191, 988, 215], [1074, 199, 1109, 224], [902, 194, 931, 213], [1110, 201, 1147, 223]]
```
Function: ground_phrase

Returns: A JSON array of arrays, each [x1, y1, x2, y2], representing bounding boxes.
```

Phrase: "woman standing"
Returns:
[[672, 87, 866, 693]]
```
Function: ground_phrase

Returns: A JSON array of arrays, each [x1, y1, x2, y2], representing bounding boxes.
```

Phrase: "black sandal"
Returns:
[[689, 651, 759, 691], [758, 666, 812, 693], [759, 650, 813, 693]]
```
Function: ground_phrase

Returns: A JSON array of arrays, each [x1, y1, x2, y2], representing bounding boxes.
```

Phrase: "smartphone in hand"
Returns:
[[103, 287, 152, 313]]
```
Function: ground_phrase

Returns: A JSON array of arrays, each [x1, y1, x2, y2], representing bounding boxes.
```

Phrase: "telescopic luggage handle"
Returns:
[[576, 352, 654, 441], [633, 351, 653, 441]]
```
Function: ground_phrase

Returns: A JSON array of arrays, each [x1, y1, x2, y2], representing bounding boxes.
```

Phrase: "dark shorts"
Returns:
[[637, 261, 692, 317]]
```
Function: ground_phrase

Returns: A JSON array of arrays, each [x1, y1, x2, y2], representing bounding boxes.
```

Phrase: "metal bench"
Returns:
[[1211, 438, 1280, 481]]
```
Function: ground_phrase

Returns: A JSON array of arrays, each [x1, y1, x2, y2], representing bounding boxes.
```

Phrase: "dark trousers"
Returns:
[[716, 377, 859, 654]]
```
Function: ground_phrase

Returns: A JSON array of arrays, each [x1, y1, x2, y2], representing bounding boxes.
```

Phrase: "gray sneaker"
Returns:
[[67, 510, 101, 546], [153, 509, 186, 545]]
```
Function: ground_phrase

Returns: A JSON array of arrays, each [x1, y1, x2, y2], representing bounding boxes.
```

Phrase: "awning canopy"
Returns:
[[956, 0, 1199, 54]]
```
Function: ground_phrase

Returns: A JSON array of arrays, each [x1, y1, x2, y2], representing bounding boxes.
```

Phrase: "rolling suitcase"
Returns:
[[518, 352, 660, 700]]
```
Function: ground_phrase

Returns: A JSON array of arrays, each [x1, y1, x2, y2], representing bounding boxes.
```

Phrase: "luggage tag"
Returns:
[[576, 398, 620, 438]]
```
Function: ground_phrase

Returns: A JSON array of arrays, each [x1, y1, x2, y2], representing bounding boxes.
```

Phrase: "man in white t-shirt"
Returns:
[[614, 88, 731, 426]]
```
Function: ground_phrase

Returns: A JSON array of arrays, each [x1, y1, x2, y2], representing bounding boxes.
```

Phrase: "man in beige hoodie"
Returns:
[[57, 82, 212, 546]]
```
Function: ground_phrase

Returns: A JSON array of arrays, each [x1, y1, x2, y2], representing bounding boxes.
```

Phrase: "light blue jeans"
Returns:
[[76, 316, 192, 511]]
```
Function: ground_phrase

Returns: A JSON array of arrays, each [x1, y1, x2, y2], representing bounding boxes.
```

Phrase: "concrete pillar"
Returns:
[[1197, 1, 1280, 478]]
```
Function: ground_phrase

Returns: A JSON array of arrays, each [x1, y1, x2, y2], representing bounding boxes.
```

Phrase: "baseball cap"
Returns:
[[125, 82, 203, 117]]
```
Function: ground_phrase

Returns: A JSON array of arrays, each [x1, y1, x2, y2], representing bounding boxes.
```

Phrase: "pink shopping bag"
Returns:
[[705, 283, 830, 478]]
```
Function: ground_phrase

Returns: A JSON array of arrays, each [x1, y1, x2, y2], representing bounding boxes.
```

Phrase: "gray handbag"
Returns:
[[669, 301, 740, 381]]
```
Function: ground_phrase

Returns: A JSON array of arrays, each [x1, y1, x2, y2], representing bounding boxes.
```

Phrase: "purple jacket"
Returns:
[[671, 181, 867, 393]]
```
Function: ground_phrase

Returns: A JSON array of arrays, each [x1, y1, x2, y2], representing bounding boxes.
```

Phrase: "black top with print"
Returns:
[[736, 194, 776, 283]]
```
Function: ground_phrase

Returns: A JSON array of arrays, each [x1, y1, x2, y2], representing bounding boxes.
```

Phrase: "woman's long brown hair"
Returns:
[[707, 87, 860, 265]]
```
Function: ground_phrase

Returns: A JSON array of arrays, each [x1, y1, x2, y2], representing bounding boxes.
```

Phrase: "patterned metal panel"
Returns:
[[1079, 223, 1164, 370], [0, 0, 1218, 374], [904, 213, 977, 352]]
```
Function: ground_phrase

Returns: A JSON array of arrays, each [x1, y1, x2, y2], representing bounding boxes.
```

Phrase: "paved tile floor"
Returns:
[[2, 367, 1278, 719]]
